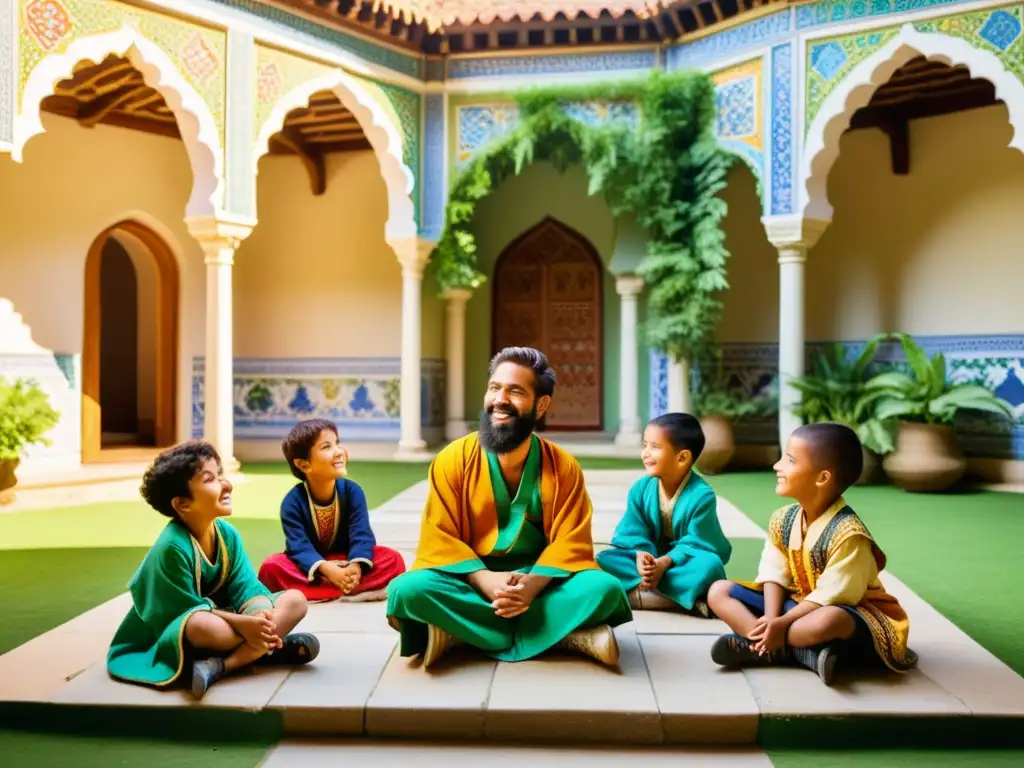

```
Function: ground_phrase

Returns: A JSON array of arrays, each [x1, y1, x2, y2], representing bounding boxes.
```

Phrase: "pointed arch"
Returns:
[[253, 70, 417, 241], [14, 26, 224, 217], [801, 24, 1024, 220]]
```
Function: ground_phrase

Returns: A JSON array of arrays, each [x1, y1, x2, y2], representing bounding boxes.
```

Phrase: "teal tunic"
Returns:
[[107, 518, 276, 687], [387, 436, 631, 661], [596, 473, 732, 610]]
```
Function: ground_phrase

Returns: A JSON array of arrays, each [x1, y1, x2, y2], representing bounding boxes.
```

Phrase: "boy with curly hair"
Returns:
[[107, 441, 319, 698]]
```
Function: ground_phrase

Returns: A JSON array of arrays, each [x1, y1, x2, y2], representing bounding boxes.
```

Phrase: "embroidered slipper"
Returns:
[[258, 633, 321, 666], [710, 633, 786, 668], [191, 657, 226, 698]]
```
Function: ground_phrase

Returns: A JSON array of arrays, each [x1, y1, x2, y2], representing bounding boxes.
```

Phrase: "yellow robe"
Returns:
[[411, 432, 600, 574], [739, 498, 917, 672]]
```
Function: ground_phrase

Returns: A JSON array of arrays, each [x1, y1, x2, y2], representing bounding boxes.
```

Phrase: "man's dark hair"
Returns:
[[282, 418, 339, 480], [139, 440, 221, 518], [793, 422, 864, 494], [648, 412, 705, 461], [489, 346, 557, 399]]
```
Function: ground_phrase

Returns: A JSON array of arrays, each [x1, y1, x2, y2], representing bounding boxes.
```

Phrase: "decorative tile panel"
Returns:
[[651, 335, 1024, 459], [0, 0, 14, 144], [375, 80, 421, 217], [204, 0, 422, 79], [770, 42, 794, 215], [252, 43, 332, 145], [712, 58, 762, 149], [18, 0, 227, 142], [796, 0, 967, 30], [421, 93, 446, 240], [191, 357, 445, 442], [667, 10, 791, 70], [447, 49, 656, 79], [455, 100, 639, 166], [804, 6, 1024, 133]]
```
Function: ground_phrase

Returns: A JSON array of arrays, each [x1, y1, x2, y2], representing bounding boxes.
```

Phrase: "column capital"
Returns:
[[186, 214, 256, 265], [442, 288, 473, 304], [388, 236, 436, 278], [614, 273, 644, 297], [761, 215, 830, 252]]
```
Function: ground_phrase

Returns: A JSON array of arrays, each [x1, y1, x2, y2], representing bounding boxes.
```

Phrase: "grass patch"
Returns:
[[769, 749, 1024, 767], [0, 729, 269, 768], [706, 471, 1024, 678]]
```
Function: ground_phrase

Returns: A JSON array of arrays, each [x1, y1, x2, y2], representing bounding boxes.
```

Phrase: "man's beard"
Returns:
[[478, 402, 538, 454]]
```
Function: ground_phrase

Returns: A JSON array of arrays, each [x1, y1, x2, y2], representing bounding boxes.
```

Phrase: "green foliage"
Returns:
[[430, 70, 735, 363], [790, 334, 897, 455], [864, 333, 1016, 427], [0, 377, 60, 461]]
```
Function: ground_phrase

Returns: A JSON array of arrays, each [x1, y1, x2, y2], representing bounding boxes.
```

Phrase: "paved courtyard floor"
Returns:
[[2, 469, 1024, 768]]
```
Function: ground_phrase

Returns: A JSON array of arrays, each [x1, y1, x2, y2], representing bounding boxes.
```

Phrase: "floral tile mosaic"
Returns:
[[650, 335, 1024, 459], [191, 357, 445, 442]]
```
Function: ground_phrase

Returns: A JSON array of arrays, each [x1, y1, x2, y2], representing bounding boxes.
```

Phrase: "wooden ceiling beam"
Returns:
[[78, 84, 150, 127], [274, 127, 327, 195]]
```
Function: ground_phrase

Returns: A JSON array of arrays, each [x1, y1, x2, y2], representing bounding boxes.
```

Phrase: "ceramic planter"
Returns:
[[882, 421, 966, 492], [0, 458, 19, 505], [696, 415, 735, 475]]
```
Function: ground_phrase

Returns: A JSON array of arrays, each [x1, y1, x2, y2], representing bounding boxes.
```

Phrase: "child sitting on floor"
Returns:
[[596, 412, 731, 616], [107, 441, 319, 699], [707, 422, 917, 686], [258, 418, 406, 602]]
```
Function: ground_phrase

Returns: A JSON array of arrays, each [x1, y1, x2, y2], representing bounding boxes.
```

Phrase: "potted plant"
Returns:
[[0, 376, 60, 504], [863, 333, 1015, 492], [692, 347, 773, 474], [789, 334, 895, 484]]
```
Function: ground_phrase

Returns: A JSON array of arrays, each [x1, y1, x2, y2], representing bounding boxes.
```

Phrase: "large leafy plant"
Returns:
[[864, 333, 1015, 426], [430, 70, 734, 365], [0, 376, 60, 461], [790, 334, 895, 454]]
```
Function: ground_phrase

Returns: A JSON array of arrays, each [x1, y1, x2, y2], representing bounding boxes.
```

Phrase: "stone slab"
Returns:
[[631, 610, 730, 636], [0, 593, 131, 702], [640, 634, 760, 744], [269, 632, 396, 735], [53, 658, 293, 709], [295, 601, 390, 633], [484, 626, 663, 744], [262, 739, 773, 767], [364, 645, 497, 740]]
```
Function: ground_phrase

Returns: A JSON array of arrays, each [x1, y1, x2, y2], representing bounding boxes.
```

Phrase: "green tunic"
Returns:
[[387, 436, 631, 662], [596, 473, 732, 610], [107, 518, 276, 687]]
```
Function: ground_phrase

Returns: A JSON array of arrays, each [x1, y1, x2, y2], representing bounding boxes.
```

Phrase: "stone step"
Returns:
[[16, 600, 1024, 750]]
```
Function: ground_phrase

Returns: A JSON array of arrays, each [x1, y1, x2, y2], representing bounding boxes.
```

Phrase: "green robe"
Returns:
[[107, 518, 276, 687], [387, 435, 631, 661], [596, 473, 731, 610]]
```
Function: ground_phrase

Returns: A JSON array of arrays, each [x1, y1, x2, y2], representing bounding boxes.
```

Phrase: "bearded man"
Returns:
[[385, 346, 632, 668]]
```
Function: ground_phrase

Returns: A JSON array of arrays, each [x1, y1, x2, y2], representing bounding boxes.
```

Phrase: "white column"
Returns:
[[763, 216, 830, 449], [186, 216, 254, 472], [667, 358, 693, 415], [443, 288, 472, 441], [614, 274, 644, 446], [389, 236, 434, 459]]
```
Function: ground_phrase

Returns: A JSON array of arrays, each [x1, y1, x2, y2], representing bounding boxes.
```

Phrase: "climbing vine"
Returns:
[[430, 70, 735, 364]]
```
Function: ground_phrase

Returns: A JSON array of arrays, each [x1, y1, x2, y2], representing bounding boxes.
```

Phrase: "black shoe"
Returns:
[[191, 657, 226, 698], [791, 643, 839, 686], [710, 633, 786, 668], [258, 632, 320, 666]]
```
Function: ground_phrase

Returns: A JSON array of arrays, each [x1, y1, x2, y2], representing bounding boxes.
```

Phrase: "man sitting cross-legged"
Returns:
[[385, 346, 633, 668]]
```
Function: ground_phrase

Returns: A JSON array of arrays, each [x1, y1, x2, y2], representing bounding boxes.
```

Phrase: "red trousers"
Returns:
[[258, 546, 406, 602]]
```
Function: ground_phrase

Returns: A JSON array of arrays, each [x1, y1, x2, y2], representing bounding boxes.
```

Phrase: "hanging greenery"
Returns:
[[429, 69, 736, 365]]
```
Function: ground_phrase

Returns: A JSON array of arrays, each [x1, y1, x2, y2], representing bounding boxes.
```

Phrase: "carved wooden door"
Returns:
[[492, 219, 602, 430]]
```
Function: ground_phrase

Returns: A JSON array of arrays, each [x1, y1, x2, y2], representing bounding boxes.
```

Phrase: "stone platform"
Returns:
[[2, 471, 1024, 750]]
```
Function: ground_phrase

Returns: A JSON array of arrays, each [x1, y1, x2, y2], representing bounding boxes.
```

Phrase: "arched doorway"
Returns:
[[82, 221, 178, 461], [492, 217, 604, 430]]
